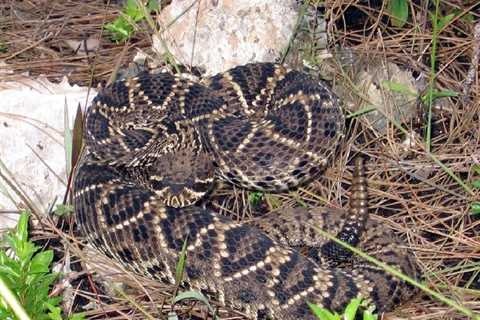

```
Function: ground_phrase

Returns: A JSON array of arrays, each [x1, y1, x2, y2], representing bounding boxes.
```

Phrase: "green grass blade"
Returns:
[[381, 80, 417, 96], [425, 0, 441, 152], [307, 301, 339, 320], [175, 236, 188, 286], [343, 298, 361, 320], [428, 151, 474, 195], [345, 106, 376, 119]]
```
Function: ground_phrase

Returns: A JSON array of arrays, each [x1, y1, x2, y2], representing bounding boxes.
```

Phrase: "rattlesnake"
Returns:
[[73, 63, 419, 319]]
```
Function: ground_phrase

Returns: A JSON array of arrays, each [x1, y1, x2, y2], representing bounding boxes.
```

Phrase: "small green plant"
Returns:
[[386, 0, 409, 28], [53, 204, 74, 217], [169, 237, 217, 320], [470, 164, 480, 215], [248, 191, 264, 206], [105, 0, 159, 43], [308, 298, 377, 320], [0, 41, 7, 54], [0, 211, 84, 320]]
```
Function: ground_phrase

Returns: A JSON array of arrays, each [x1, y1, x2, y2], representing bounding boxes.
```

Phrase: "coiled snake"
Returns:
[[73, 63, 419, 319]]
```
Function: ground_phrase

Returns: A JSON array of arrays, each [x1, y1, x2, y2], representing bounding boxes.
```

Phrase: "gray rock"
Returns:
[[334, 57, 419, 134], [154, 0, 299, 75]]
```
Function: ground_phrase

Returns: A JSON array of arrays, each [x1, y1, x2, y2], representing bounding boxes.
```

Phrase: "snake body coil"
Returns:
[[74, 63, 418, 319]]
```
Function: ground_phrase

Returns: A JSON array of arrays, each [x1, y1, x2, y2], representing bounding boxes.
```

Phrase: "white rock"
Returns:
[[155, 0, 299, 75], [0, 76, 96, 229], [335, 58, 419, 135], [355, 61, 418, 134]]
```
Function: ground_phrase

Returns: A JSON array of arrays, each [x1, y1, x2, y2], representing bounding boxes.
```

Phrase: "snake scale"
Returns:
[[73, 63, 419, 319]]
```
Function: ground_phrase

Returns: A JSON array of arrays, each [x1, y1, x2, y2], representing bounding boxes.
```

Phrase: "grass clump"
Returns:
[[0, 211, 84, 320], [105, 0, 159, 43], [308, 298, 377, 320]]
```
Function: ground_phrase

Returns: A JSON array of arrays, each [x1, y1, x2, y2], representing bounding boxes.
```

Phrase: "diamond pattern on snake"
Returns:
[[73, 63, 420, 319]]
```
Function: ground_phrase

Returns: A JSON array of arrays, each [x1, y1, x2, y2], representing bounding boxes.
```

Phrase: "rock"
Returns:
[[336, 58, 419, 134], [154, 0, 299, 75], [0, 76, 95, 229]]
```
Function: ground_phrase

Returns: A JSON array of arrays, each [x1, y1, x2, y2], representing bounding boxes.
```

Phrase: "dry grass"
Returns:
[[0, 1, 152, 85], [1, 0, 479, 319]]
